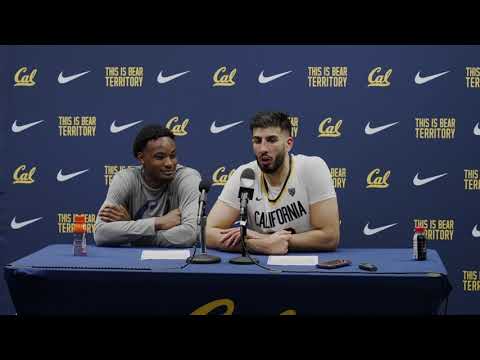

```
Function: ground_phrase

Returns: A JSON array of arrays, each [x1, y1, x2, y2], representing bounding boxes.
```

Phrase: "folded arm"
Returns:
[[288, 197, 340, 251], [206, 200, 292, 255]]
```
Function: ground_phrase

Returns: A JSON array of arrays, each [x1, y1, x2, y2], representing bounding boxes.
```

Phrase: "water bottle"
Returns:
[[413, 226, 427, 261], [73, 214, 87, 256]]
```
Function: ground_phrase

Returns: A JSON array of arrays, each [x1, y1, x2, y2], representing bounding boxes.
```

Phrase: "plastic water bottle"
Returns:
[[413, 226, 427, 261], [73, 214, 87, 256]]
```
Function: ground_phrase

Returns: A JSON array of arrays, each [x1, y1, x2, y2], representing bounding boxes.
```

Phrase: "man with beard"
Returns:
[[94, 124, 201, 247], [206, 112, 339, 255]]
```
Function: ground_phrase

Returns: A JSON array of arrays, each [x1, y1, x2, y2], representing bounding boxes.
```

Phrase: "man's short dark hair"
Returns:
[[249, 112, 292, 135], [132, 124, 175, 158]]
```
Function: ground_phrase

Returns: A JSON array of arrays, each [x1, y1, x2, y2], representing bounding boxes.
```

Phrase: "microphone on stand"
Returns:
[[187, 179, 221, 264], [197, 180, 210, 226], [230, 168, 259, 265]]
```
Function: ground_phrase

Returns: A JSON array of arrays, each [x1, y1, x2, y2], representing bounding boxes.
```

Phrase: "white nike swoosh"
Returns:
[[364, 121, 399, 135], [58, 70, 91, 84], [414, 70, 450, 85], [157, 70, 190, 84], [363, 222, 398, 236], [258, 70, 292, 84], [110, 120, 143, 134], [57, 169, 89, 182], [472, 225, 480, 238], [10, 216, 43, 230], [413, 173, 448, 186], [210, 120, 244, 134], [11, 120, 44, 133], [474, 122, 480, 136]]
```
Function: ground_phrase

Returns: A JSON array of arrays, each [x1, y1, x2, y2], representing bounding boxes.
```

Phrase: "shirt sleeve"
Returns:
[[303, 156, 337, 205], [94, 170, 156, 246], [154, 169, 201, 247], [217, 166, 242, 210]]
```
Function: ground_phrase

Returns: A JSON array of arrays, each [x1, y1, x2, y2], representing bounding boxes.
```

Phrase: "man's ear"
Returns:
[[286, 136, 294, 151], [137, 152, 144, 165]]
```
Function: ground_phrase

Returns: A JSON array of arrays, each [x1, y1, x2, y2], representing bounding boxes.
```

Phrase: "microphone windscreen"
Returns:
[[240, 168, 255, 181], [199, 179, 212, 192], [240, 168, 255, 188]]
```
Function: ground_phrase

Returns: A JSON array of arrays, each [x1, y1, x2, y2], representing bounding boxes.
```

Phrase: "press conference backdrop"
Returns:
[[1, 45, 479, 315]]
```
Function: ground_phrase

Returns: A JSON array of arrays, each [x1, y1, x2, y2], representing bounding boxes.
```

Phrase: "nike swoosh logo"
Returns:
[[363, 222, 397, 236], [364, 121, 399, 135], [57, 169, 89, 182], [110, 120, 143, 134], [10, 216, 43, 230], [157, 70, 190, 84], [473, 225, 480, 238], [258, 70, 292, 84], [11, 120, 44, 133], [414, 70, 450, 85], [58, 71, 91, 84], [474, 122, 480, 136], [210, 120, 244, 134], [413, 173, 448, 186]]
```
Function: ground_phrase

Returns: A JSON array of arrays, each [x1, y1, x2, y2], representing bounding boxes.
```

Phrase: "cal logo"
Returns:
[[190, 298, 296, 315], [13, 165, 36, 184], [14, 67, 37, 87], [368, 67, 392, 87], [213, 66, 237, 87], [191, 299, 235, 315], [165, 116, 189, 136], [366, 168, 391, 189], [318, 117, 342, 138], [212, 166, 235, 186]]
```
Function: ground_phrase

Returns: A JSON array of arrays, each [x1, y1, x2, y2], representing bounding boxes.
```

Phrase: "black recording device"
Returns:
[[358, 263, 378, 272]]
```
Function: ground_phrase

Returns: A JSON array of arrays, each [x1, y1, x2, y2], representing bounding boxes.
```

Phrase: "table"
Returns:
[[4, 245, 452, 315]]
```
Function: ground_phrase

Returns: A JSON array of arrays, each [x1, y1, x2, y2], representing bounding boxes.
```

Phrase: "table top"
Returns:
[[6, 245, 448, 277]]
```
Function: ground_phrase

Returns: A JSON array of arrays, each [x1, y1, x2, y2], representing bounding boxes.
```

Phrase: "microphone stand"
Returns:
[[187, 202, 221, 264], [229, 193, 258, 265]]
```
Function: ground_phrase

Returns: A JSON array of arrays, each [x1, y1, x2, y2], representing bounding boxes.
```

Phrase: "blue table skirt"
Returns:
[[4, 245, 451, 316]]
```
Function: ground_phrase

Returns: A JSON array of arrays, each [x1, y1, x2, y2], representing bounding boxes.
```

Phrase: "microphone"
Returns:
[[230, 168, 258, 265], [238, 168, 255, 223], [238, 168, 255, 200], [187, 178, 220, 264], [197, 179, 211, 226]]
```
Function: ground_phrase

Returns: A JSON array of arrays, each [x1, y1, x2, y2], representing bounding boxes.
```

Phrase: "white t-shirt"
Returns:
[[218, 154, 336, 234]]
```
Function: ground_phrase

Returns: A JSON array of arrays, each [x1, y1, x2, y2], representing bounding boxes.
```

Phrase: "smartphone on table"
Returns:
[[316, 259, 351, 269]]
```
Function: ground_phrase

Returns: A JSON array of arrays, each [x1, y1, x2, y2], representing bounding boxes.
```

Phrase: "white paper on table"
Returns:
[[141, 249, 191, 260], [267, 255, 318, 266]]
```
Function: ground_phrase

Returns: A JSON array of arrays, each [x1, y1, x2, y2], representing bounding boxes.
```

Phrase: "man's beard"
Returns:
[[257, 151, 285, 174]]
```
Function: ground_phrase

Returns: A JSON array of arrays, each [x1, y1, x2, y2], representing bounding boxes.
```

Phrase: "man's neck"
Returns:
[[264, 155, 290, 187], [142, 171, 167, 189]]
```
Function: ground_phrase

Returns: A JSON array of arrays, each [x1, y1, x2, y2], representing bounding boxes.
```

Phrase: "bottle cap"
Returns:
[[73, 223, 86, 233], [74, 214, 86, 224], [415, 226, 425, 233]]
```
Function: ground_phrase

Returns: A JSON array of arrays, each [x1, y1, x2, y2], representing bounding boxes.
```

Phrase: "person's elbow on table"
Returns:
[[205, 226, 220, 250], [179, 226, 197, 247], [93, 224, 111, 247], [162, 223, 197, 248], [325, 227, 340, 251]]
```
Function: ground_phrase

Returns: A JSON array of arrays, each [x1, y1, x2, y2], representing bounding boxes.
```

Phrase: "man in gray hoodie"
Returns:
[[94, 124, 201, 247]]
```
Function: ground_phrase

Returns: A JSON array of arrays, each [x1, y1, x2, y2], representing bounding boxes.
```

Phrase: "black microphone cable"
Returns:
[[181, 240, 199, 270]]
